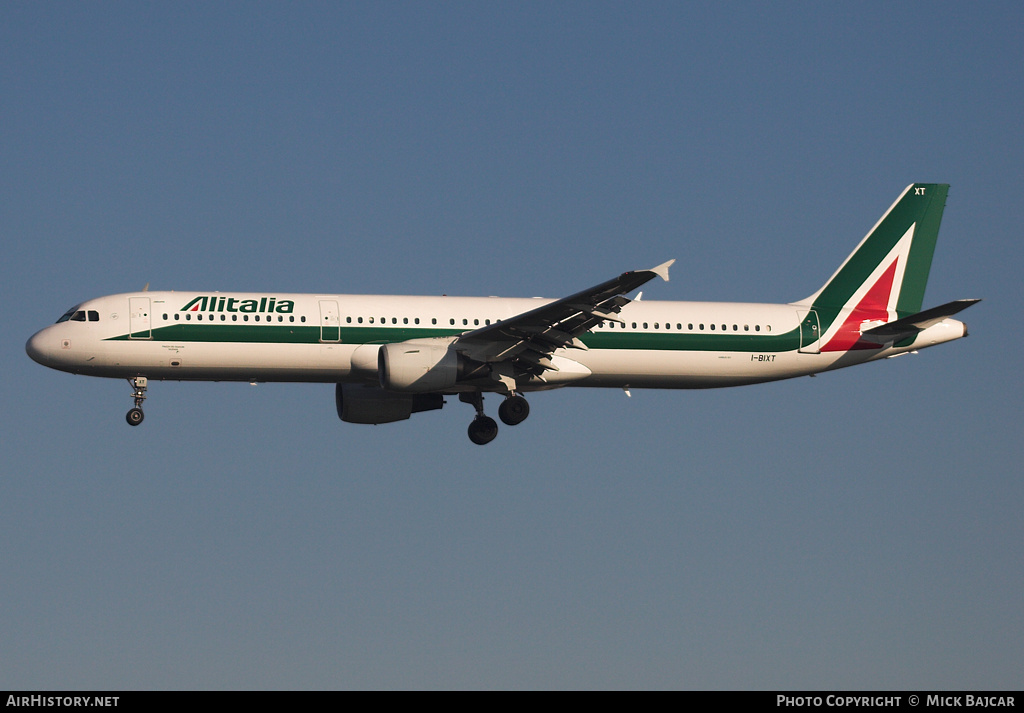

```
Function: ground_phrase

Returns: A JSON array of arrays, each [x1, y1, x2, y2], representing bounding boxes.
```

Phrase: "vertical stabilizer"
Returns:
[[797, 184, 948, 329]]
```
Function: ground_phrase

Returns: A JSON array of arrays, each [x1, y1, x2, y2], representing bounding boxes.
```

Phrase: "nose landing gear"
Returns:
[[126, 376, 147, 426]]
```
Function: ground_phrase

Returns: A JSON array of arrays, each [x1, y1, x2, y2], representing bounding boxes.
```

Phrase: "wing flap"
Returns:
[[455, 260, 674, 376]]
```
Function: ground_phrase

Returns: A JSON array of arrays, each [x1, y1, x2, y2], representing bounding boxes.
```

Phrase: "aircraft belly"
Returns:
[[83, 340, 358, 382], [164, 342, 356, 381], [577, 348, 818, 388]]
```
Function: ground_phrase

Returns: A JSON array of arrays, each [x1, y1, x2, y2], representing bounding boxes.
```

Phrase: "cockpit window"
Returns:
[[56, 307, 98, 323]]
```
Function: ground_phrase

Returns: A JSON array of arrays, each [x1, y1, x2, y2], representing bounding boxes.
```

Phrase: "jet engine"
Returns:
[[378, 339, 463, 392], [335, 383, 443, 424]]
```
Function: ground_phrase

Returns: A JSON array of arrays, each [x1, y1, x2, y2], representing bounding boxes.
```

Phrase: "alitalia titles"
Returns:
[[181, 296, 295, 314]]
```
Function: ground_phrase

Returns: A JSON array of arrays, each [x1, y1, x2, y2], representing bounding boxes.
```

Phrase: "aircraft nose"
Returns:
[[26, 329, 54, 366]]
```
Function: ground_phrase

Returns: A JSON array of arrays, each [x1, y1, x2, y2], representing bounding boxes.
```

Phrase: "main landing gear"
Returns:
[[461, 391, 530, 445], [498, 394, 530, 426], [126, 376, 147, 426]]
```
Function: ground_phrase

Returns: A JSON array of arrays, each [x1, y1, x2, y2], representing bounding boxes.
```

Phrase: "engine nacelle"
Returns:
[[378, 339, 461, 392], [349, 343, 381, 376], [335, 383, 443, 424]]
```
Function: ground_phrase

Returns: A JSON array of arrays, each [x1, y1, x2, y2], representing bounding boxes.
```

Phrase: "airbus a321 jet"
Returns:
[[27, 184, 978, 444]]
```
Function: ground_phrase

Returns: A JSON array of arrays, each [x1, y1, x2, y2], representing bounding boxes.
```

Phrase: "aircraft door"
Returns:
[[798, 309, 820, 354], [319, 300, 341, 342], [129, 297, 152, 339]]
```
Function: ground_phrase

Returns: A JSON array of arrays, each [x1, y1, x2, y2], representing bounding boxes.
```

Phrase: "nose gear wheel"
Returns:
[[126, 377, 148, 427]]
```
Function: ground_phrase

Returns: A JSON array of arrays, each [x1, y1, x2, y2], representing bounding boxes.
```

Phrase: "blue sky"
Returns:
[[2, 2, 1022, 689]]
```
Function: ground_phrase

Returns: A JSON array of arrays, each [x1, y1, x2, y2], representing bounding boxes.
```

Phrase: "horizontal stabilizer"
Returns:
[[861, 299, 981, 343]]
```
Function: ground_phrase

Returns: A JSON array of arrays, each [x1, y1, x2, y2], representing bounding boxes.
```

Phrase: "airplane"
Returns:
[[27, 183, 978, 445]]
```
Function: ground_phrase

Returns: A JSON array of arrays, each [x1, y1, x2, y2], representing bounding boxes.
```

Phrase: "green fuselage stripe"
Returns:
[[108, 323, 802, 352]]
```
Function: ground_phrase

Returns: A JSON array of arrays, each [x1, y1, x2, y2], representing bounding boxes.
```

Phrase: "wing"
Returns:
[[861, 298, 981, 344], [454, 260, 674, 387]]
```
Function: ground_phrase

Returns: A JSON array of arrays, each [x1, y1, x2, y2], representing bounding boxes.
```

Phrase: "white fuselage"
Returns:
[[26, 290, 968, 391]]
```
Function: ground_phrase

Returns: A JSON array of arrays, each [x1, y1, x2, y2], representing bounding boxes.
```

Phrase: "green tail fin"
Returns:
[[800, 183, 949, 324]]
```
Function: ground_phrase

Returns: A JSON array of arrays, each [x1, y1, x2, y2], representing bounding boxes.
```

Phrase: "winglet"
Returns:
[[647, 259, 675, 282]]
